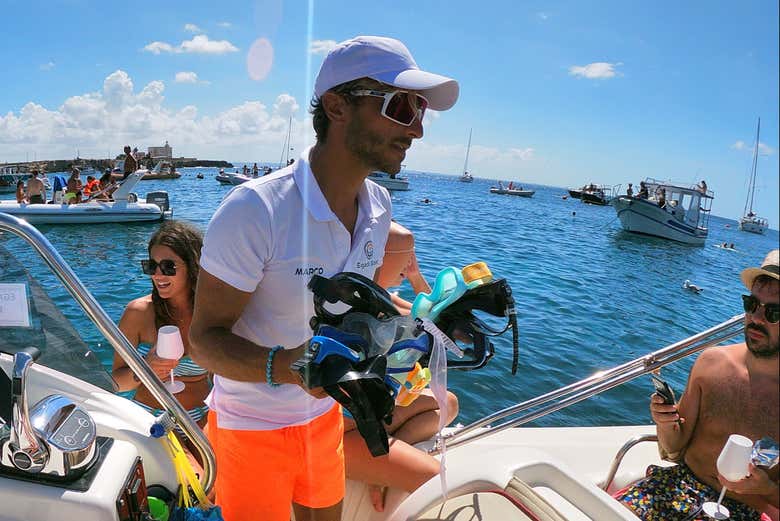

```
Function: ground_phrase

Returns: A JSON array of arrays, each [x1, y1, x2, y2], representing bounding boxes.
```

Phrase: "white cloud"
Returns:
[[217, 21, 232, 28], [175, 71, 199, 83], [508, 147, 535, 161], [569, 62, 622, 79], [39, 61, 55, 71], [0, 70, 304, 160], [732, 140, 775, 156], [143, 41, 176, 55], [184, 23, 203, 33], [310, 40, 337, 56], [537, 12, 549, 20], [143, 35, 239, 55]]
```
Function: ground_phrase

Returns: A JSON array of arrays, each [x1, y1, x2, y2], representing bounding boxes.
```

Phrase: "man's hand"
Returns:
[[719, 464, 779, 499], [275, 342, 330, 399], [650, 393, 684, 429]]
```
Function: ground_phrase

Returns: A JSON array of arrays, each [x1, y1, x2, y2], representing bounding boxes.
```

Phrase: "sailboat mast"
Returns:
[[279, 116, 292, 168], [744, 117, 760, 215], [463, 128, 472, 174]]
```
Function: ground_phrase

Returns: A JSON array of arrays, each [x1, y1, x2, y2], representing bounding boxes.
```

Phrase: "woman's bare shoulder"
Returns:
[[122, 295, 155, 319]]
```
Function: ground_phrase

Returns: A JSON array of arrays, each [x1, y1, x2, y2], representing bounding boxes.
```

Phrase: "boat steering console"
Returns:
[[1, 350, 98, 478], [1, 349, 155, 521]]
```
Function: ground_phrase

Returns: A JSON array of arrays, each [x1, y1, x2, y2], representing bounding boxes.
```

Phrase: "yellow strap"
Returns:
[[162, 433, 212, 509]]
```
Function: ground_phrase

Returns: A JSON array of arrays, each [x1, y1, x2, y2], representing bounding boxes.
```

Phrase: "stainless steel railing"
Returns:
[[598, 434, 658, 491], [433, 314, 745, 454], [0, 212, 215, 494]]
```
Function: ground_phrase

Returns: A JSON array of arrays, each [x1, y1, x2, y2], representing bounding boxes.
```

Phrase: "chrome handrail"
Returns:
[[0, 212, 215, 494], [598, 434, 658, 491], [434, 314, 744, 454]]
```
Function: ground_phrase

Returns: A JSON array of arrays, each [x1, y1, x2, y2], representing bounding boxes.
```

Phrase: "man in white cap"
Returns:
[[619, 250, 779, 520], [190, 36, 458, 521]]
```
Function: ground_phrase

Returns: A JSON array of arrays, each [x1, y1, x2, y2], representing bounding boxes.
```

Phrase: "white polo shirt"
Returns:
[[200, 147, 393, 430]]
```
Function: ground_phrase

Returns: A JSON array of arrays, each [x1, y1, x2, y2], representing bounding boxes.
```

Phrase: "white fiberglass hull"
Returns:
[[368, 176, 410, 191], [612, 197, 707, 245], [739, 216, 768, 234], [0, 200, 168, 224], [490, 188, 535, 197], [2, 353, 656, 521]]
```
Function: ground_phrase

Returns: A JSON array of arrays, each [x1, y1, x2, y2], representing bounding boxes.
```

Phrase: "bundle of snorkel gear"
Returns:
[[291, 262, 518, 457]]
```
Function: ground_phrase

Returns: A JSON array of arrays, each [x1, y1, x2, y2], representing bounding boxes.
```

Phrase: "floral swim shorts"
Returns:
[[616, 463, 762, 521]]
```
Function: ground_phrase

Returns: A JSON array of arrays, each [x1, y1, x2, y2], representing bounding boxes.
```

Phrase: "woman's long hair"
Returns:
[[148, 221, 203, 329]]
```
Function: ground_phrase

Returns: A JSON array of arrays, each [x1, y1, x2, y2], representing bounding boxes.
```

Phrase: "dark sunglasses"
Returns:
[[350, 89, 428, 126], [742, 294, 780, 324], [141, 259, 177, 276]]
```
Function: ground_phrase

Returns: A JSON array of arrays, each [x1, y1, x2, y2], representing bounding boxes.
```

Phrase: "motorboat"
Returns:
[[490, 185, 535, 197], [141, 161, 181, 180], [580, 184, 612, 206], [610, 177, 713, 245], [0, 211, 750, 521], [739, 118, 768, 234], [567, 188, 583, 199], [0, 164, 45, 194], [0, 172, 172, 224], [368, 171, 410, 191]]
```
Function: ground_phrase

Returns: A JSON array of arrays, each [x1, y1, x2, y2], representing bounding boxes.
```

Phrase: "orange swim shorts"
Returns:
[[205, 404, 344, 521]]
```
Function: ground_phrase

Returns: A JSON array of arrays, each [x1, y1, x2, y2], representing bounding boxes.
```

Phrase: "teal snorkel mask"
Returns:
[[413, 265, 519, 374]]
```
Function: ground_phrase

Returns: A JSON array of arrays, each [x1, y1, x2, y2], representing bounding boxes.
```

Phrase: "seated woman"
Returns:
[[343, 221, 459, 512], [15, 180, 26, 203], [112, 221, 210, 462]]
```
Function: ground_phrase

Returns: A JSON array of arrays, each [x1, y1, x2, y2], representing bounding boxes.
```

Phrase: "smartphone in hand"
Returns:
[[650, 374, 676, 405]]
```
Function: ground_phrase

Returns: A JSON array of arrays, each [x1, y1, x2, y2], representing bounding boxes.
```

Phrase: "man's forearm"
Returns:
[[189, 326, 296, 383]]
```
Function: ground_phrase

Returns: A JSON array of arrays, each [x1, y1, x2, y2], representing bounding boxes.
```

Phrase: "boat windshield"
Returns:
[[0, 239, 116, 392]]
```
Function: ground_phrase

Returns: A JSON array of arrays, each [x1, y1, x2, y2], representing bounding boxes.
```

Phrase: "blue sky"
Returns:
[[1, 0, 778, 227]]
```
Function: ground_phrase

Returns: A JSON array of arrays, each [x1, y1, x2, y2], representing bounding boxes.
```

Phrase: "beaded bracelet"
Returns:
[[266, 345, 284, 387]]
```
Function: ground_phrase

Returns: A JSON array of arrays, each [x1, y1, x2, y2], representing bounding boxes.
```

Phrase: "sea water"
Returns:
[[4, 167, 778, 426]]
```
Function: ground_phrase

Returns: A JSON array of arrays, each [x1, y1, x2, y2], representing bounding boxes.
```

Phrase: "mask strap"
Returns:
[[427, 318, 449, 500]]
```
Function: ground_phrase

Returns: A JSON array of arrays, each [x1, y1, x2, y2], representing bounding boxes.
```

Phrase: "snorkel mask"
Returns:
[[294, 272, 433, 456], [308, 272, 398, 330], [414, 263, 520, 375]]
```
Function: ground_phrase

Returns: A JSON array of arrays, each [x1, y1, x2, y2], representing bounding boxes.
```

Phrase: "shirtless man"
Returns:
[[619, 249, 780, 520], [26, 170, 46, 204], [122, 145, 138, 179]]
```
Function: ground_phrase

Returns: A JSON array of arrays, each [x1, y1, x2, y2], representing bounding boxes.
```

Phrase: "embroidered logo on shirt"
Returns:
[[364, 241, 374, 259]]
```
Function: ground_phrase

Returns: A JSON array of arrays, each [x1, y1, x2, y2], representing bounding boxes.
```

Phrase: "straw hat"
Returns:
[[740, 249, 780, 290]]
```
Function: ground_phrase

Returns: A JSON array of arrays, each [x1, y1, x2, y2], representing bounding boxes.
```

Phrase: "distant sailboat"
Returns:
[[459, 129, 474, 183], [739, 118, 768, 234]]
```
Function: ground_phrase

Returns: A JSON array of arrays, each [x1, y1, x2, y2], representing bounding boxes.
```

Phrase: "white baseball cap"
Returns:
[[314, 36, 459, 111]]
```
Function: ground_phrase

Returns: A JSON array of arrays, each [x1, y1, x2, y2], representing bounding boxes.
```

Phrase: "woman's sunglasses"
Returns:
[[350, 89, 428, 126], [742, 294, 780, 324], [141, 259, 177, 276]]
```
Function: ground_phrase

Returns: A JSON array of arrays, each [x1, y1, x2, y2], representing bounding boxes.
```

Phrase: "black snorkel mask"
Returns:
[[308, 272, 399, 330], [293, 273, 408, 456], [291, 335, 394, 456], [431, 277, 519, 375]]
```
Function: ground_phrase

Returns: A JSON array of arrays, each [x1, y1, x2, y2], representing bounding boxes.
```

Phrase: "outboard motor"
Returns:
[[145, 191, 170, 212], [0, 351, 98, 479]]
